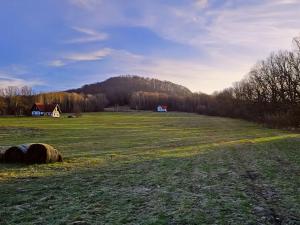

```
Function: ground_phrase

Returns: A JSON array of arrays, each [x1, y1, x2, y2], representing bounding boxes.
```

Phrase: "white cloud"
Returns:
[[194, 0, 209, 9], [66, 48, 111, 61], [201, 1, 300, 50], [68, 0, 99, 9], [48, 48, 112, 67], [0, 65, 43, 89], [48, 60, 66, 67], [0, 74, 42, 89], [66, 27, 109, 44], [274, 0, 299, 5], [109, 49, 144, 63], [75, 1, 299, 50]]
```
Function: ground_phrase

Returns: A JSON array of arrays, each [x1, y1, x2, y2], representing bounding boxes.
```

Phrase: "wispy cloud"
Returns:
[[194, 0, 209, 9], [0, 73, 42, 89], [68, 0, 300, 55], [68, 0, 99, 9], [66, 48, 111, 61], [65, 27, 109, 44], [200, 0, 300, 50], [274, 0, 299, 5], [48, 60, 66, 67], [48, 48, 112, 67]]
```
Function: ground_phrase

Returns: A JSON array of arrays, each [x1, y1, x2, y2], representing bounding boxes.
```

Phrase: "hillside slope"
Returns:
[[68, 75, 192, 105]]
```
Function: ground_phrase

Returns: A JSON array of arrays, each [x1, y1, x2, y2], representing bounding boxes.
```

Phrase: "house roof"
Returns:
[[32, 103, 61, 112], [158, 105, 168, 109]]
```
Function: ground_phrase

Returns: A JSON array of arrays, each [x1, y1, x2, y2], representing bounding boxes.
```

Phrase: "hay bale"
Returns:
[[4, 144, 31, 163], [25, 143, 63, 164]]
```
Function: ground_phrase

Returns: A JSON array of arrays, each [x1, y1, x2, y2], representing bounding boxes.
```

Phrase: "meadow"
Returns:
[[0, 112, 299, 225]]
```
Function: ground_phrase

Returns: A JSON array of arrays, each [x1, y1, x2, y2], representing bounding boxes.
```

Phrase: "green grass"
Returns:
[[0, 112, 299, 225]]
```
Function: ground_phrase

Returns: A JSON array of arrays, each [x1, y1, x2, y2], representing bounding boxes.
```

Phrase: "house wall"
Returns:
[[32, 111, 41, 116], [157, 106, 167, 112], [52, 107, 60, 118]]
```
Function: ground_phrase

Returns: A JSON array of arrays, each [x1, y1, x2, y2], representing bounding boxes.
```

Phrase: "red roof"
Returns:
[[158, 105, 167, 109], [32, 103, 59, 112]]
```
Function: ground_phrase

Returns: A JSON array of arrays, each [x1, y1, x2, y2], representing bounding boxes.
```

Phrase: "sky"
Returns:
[[0, 0, 299, 94]]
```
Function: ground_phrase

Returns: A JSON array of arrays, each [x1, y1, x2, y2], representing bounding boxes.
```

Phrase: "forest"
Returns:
[[0, 88, 107, 115], [1, 37, 300, 127]]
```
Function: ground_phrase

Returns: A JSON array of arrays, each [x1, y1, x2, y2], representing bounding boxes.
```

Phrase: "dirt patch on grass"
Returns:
[[241, 170, 299, 225], [241, 170, 260, 181], [231, 141, 300, 225]]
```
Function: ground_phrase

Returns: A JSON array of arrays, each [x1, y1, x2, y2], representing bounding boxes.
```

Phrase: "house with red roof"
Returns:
[[31, 103, 62, 117], [157, 105, 168, 112]]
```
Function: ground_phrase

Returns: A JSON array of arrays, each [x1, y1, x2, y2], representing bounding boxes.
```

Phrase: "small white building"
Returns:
[[31, 103, 62, 117], [157, 105, 168, 112]]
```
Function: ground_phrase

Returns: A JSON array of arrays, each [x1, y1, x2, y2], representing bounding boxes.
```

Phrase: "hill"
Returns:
[[67, 75, 192, 105]]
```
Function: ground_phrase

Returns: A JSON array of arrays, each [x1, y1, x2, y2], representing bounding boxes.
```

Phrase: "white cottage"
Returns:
[[31, 103, 62, 117], [157, 105, 168, 112]]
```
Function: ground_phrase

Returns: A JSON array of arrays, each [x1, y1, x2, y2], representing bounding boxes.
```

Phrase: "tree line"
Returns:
[[207, 37, 300, 127], [0, 87, 107, 115], [128, 37, 300, 127]]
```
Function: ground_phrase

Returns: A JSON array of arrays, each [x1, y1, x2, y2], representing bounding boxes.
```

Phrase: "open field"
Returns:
[[0, 112, 299, 225]]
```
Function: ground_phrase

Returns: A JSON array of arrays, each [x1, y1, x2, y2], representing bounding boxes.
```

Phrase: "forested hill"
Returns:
[[67, 75, 192, 105]]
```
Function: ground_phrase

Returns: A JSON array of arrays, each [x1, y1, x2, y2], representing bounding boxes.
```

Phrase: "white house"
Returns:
[[31, 103, 62, 117], [157, 105, 168, 112]]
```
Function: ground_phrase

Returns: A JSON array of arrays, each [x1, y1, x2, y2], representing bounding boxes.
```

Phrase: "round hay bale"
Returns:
[[4, 144, 30, 163], [25, 144, 63, 164]]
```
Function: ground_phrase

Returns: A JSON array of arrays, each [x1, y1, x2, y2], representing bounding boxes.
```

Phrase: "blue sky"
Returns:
[[0, 0, 299, 93]]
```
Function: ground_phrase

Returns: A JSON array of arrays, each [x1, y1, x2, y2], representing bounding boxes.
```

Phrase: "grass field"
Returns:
[[0, 112, 299, 225]]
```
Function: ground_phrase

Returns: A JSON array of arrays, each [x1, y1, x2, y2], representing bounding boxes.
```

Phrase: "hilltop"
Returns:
[[67, 75, 192, 105]]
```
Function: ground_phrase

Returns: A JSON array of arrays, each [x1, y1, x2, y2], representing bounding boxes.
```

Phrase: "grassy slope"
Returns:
[[0, 112, 299, 225]]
